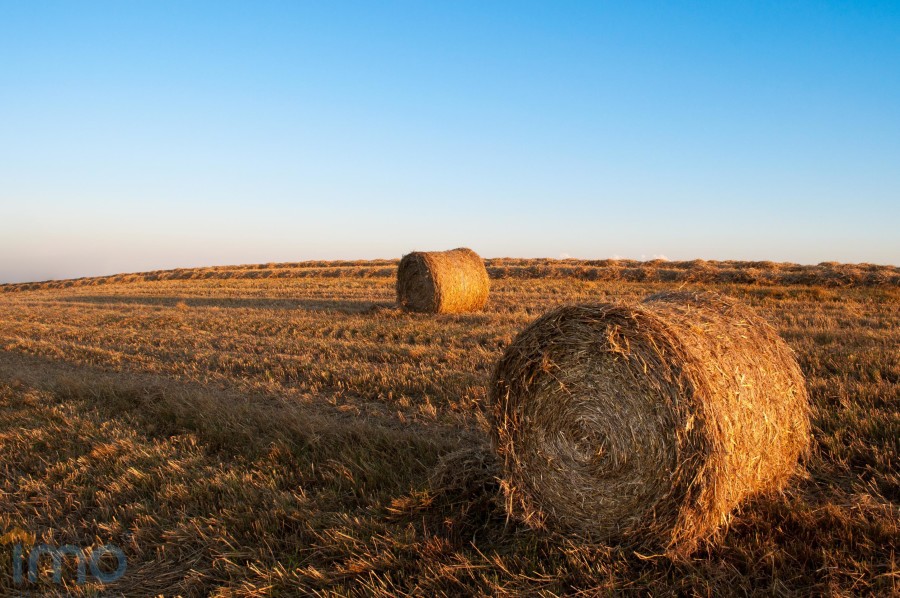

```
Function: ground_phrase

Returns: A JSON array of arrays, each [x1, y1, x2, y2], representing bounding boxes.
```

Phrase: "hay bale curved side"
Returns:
[[396, 248, 490, 313], [489, 291, 810, 555]]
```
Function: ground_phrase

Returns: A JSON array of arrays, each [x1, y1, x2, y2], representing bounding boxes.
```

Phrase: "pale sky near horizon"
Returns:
[[1, 1, 898, 283]]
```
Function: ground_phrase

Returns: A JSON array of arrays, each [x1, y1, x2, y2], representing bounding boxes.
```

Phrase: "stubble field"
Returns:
[[0, 258, 897, 596]]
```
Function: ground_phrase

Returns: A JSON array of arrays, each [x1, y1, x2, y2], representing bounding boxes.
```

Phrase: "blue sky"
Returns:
[[1, 1, 898, 283]]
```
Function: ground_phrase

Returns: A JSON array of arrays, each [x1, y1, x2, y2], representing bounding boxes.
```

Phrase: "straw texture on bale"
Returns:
[[490, 291, 810, 555], [396, 248, 490, 313]]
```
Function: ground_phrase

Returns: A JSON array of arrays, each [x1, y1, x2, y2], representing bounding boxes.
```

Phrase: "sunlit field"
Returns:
[[0, 259, 897, 596]]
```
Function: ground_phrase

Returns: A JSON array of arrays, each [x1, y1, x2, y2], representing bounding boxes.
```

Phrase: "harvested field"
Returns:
[[0, 259, 897, 595]]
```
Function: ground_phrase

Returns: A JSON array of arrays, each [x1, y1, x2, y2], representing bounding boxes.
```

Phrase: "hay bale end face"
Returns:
[[396, 248, 490, 313], [490, 291, 810, 555]]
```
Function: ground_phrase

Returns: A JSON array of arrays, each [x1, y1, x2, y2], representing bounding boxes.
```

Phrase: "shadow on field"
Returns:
[[54, 295, 391, 313], [0, 351, 478, 492], [0, 350, 514, 595]]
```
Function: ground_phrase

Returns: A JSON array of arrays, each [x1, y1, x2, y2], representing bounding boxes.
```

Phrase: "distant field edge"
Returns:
[[2, 258, 898, 292]]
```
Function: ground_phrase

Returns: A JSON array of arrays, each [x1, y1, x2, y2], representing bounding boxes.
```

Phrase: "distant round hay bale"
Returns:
[[490, 291, 810, 555], [396, 248, 490, 313]]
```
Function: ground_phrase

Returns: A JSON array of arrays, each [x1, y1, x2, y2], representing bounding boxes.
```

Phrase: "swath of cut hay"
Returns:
[[490, 290, 811, 556], [396, 247, 490, 313]]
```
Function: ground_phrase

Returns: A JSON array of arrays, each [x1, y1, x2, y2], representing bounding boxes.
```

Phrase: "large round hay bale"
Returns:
[[490, 291, 810, 555], [396, 248, 490, 313]]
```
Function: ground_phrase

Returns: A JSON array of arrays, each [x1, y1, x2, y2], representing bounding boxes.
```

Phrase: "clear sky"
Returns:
[[1, 1, 898, 283]]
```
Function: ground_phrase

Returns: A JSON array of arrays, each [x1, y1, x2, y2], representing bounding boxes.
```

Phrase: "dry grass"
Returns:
[[396, 248, 490, 313], [0, 259, 896, 595], [491, 291, 811, 556]]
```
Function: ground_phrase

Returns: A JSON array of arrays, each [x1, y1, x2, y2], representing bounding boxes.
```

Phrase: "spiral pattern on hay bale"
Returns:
[[490, 291, 810, 555]]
